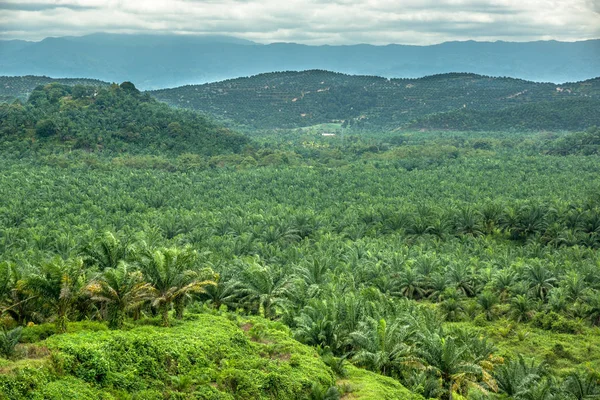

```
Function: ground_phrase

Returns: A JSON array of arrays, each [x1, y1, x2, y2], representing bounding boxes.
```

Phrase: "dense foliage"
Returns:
[[409, 99, 600, 131], [0, 76, 109, 103], [1, 73, 600, 399], [1, 124, 600, 398], [150, 71, 600, 130], [0, 82, 249, 155]]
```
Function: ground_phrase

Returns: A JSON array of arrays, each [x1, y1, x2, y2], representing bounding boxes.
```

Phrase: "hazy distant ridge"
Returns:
[[1, 34, 598, 89]]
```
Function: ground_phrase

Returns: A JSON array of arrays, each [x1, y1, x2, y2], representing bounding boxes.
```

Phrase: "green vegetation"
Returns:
[[150, 71, 600, 131], [1, 79, 600, 399], [0, 75, 109, 103], [409, 98, 600, 131], [0, 314, 341, 399], [0, 82, 248, 155]]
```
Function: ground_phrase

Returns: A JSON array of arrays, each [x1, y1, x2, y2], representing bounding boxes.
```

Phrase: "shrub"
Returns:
[[532, 311, 583, 334]]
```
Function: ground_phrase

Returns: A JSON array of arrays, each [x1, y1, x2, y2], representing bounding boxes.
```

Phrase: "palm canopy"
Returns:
[[350, 317, 414, 377], [235, 256, 293, 319], [86, 261, 152, 329], [26, 256, 85, 333], [83, 231, 135, 271], [413, 332, 496, 400], [138, 246, 216, 326]]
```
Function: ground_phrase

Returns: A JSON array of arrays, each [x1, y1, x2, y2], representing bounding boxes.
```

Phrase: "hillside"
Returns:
[[150, 71, 600, 130], [0, 75, 110, 103], [1, 34, 598, 88], [408, 98, 600, 131], [0, 313, 421, 399], [0, 81, 249, 155]]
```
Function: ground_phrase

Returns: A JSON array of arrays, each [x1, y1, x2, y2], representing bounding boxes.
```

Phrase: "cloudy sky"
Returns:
[[1, 0, 599, 45]]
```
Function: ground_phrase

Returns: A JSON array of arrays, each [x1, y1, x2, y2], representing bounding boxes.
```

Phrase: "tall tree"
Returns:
[[86, 262, 152, 329], [26, 257, 84, 333], [139, 247, 216, 327]]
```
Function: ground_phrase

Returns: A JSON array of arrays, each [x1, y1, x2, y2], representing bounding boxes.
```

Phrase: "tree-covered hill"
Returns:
[[0, 75, 110, 103], [0, 81, 249, 155], [150, 71, 600, 130]]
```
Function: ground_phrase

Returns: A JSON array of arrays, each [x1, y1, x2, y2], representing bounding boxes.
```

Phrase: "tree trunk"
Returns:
[[175, 298, 185, 320], [161, 304, 170, 327], [108, 307, 124, 330], [56, 313, 68, 334]]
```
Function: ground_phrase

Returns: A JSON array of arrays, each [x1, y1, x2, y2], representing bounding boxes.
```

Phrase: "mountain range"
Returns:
[[1, 33, 599, 89]]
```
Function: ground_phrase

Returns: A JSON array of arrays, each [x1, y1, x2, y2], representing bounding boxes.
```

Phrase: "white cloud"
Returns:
[[0, 0, 598, 44]]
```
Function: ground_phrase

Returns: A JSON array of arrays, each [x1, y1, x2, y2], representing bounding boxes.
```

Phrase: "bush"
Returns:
[[21, 324, 56, 344], [35, 119, 58, 137], [532, 311, 583, 334]]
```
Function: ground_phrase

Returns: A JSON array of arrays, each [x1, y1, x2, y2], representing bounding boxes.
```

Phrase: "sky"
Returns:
[[0, 0, 599, 45]]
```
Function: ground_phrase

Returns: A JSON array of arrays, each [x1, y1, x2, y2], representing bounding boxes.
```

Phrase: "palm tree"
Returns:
[[393, 267, 426, 300], [494, 355, 546, 398], [440, 287, 465, 322], [510, 294, 536, 323], [0, 326, 23, 359], [294, 298, 339, 351], [492, 269, 516, 301], [26, 257, 84, 333], [199, 276, 242, 310], [423, 273, 445, 304], [350, 317, 413, 377], [86, 262, 152, 329], [413, 332, 496, 400], [295, 257, 331, 288], [479, 202, 504, 235], [562, 370, 600, 400], [446, 263, 476, 297], [584, 291, 600, 326], [139, 247, 216, 327], [504, 204, 553, 240], [83, 231, 134, 271], [0, 262, 35, 326], [562, 271, 589, 303], [478, 290, 499, 320], [525, 263, 557, 301], [236, 258, 292, 319], [454, 207, 484, 237]]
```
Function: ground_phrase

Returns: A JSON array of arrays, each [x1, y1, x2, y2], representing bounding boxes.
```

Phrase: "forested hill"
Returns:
[[150, 71, 600, 130], [0, 75, 110, 103], [0, 82, 249, 155]]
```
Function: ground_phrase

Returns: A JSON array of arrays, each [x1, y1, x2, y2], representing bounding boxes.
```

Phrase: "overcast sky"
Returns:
[[1, 0, 599, 45]]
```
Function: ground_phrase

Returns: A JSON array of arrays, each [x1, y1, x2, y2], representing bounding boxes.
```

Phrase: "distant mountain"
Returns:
[[150, 70, 600, 131], [1, 33, 598, 89], [0, 75, 110, 102]]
